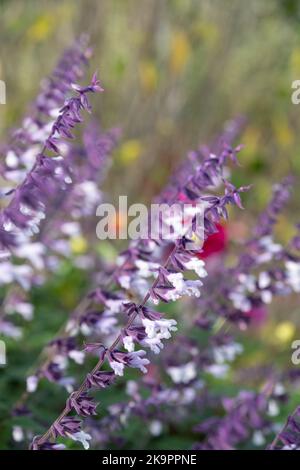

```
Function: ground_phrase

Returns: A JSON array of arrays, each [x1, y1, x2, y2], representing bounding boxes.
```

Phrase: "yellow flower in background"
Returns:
[[139, 60, 158, 93], [170, 31, 191, 74], [70, 236, 88, 255], [273, 117, 294, 149], [118, 139, 142, 165], [274, 322, 296, 344], [27, 14, 54, 42]]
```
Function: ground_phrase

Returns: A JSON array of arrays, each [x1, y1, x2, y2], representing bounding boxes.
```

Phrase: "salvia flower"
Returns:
[[108, 350, 150, 376], [67, 392, 98, 417]]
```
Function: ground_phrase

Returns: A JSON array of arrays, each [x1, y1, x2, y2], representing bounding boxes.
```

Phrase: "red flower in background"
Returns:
[[245, 306, 268, 328], [197, 223, 228, 259]]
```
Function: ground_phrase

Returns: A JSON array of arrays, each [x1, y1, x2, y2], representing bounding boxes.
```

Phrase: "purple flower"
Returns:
[[53, 416, 82, 438], [67, 392, 98, 417], [86, 371, 115, 389], [31, 436, 66, 450]]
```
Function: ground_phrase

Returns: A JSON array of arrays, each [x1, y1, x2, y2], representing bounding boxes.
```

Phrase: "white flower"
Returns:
[[119, 275, 131, 289], [77, 181, 101, 214], [96, 314, 118, 335], [105, 299, 125, 314], [135, 260, 159, 278], [58, 377, 75, 393], [142, 336, 164, 354], [229, 291, 251, 312], [61, 222, 80, 236], [184, 257, 207, 278], [205, 364, 229, 378], [167, 362, 197, 384], [181, 387, 197, 404], [14, 242, 45, 271], [149, 420, 163, 436], [0, 321, 22, 339], [214, 343, 243, 364], [282, 444, 300, 450], [127, 350, 150, 373], [126, 380, 139, 396], [13, 265, 34, 291], [142, 318, 177, 340], [258, 271, 271, 289], [6, 302, 33, 321], [67, 431, 92, 450], [68, 350, 85, 364], [166, 272, 202, 301], [252, 430, 265, 446], [238, 274, 256, 293], [12, 426, 24, 443], [6, 151, 18, 168], [260, 289, 272, 304], [273, 383, 285, 396], [285, 261, 300, 293], [110, 360, 125, 376], [26, 375, 38, 393], [267, 399, 279, 417], [257, 236, 282, 263], [123, 335, 135, 352]]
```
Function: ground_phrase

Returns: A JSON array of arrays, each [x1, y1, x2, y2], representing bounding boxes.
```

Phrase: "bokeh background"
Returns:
[[1, 0, 300, 450]]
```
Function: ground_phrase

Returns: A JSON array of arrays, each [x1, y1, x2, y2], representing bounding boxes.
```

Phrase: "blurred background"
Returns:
[[1, 0, 300, 216], [1, 0, 300, 450]]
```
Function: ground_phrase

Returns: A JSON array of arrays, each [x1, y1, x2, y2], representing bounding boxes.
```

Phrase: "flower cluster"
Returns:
[[3, 39, 300, 453]]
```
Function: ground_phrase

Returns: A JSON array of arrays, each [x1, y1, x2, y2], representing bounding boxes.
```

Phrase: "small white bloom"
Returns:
[[6, 302, 33, 321], [229, 291, 251, 312], [14, 242, 45, 271], [258, 271, 271, 289], [61, 222, 80, 236], [167, 362, 197, 384], [238, 274, 256, 293], [142, 318, 177, 341], [181, 387, 196, 404], [68, 350, 85, 364], [96, 314, 117, 335], [67, 431, 92, 450], [142, 336, 164, 354], [123, 335, 135, 352], [214, 343, 243, 364], [119, 275, 131, 289], [268, 399, 279, 417], [59, 377, 75, 393], [126, 380, 139, 396], [110, 360, 125, 376], [184, 257, 207, 278], [6, 151, 19, 168], [127, 350, 150, 373], [149, 420, 163, 436], [105, 299, 124, 314], [12, 426, 24, 443], [26, 375, 38, 393], [166, 273, 202, 301], [273, 383, 285, 396], [135, 259, 159, 278], [261, 289, 272, 304], [205, 364, 229, 378], [285, 261, 300, 293], [252, 430, 265, 446]]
